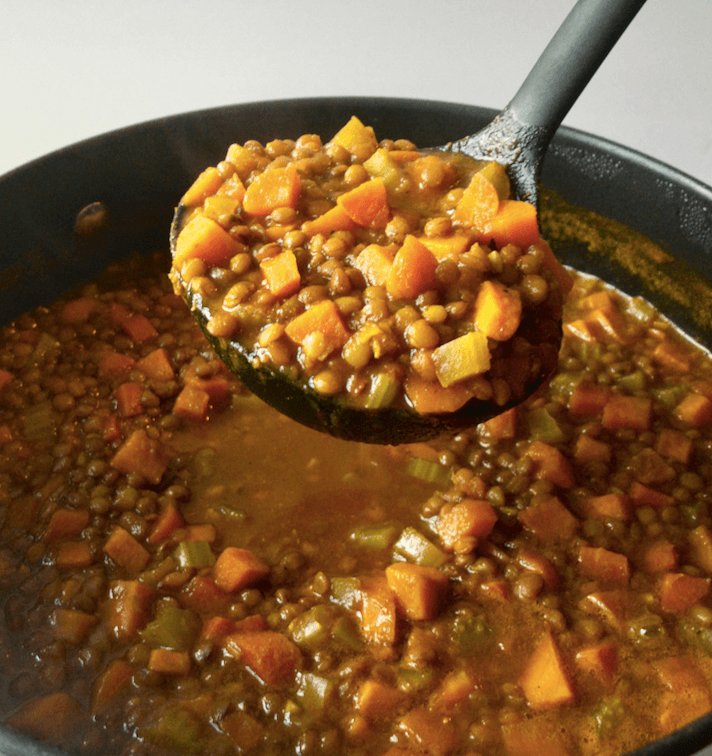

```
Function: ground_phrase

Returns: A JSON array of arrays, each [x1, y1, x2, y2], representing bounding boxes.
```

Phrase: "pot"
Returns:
[[0, 97, 711, 756]]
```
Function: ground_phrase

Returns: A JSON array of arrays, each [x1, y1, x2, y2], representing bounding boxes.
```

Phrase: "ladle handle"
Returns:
[[508, 0, 648, 132]]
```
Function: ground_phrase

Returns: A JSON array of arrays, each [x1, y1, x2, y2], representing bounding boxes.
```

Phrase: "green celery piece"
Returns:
[[432, 331, 490, 387], [527, 407, 565, 444], [393, 527, 447, 568], [450, 612, 493, 655], [617, 370, 646, 392], [594, 697, 625, 737], [140, 605, 200, 651], [331, 615, 363, 651], [407, 456, 450, 487], [349, 524, 399, 550], [288, 605, 334, 649], [296, 672, 335, 712], [548, 371, 583, 398], [477, 161, 511, 201], [651, 385, 685, 407], [397, 666, 436, 694], [329, 577, 361, 610], [174, 540, 215, 569], [364, 372, 399, 409], [144, 706, 203, 754]]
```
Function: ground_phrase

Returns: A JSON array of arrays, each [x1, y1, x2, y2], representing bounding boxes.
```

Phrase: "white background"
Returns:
[[1, 0, 711, 191], [1, 1, 712, 755]]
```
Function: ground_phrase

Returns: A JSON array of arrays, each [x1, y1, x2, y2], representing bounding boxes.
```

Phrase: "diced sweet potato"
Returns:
[[437, 499, 498, 548], [213, 547, 270, 593], [385, 562, 449, 621], [519, 631, 576, 709], [224, 631, 302, 685]]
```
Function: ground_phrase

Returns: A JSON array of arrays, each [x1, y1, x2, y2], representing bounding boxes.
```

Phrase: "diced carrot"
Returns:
[[601, 393, 652, 431], [200, 616, 238, 644], [92, 659, 134, 716], [214, 547, 270, 593], [174, 384, 211, 422], [629, 481, 674, 509], [385, 562, 449, 621], [574, 640, 618, 690], [360, 575, 398, 646], [224, 631, 302, 685], [474, 279, 522, 341], [123, 314, 159, 344], [181, 166, 224, 206], [568, 381, 610, 416], [502, 717, 572, 756], [0, 424, 12, 444], [110, 429, 169, 485], [656, 428, 693, 464], [6, 692, 83, 744], [136, 348, 175, 382], [353, 243, 395, 287], [478, 407, 517, 441], [284, 299, 350, 360], [115, 381, 143, 418], [580, 290, 616, 311], [437, 499, 498, 548], [578, 546, 629, 584], [183, 369, 231, 411], [564, 318, 604, 342], [519, 631, 576, 709], [641, 539, 678, 573], [515, 549, 559, 590], [103, 414, 122, 442], [453, 171, 500, 230], [428, 668, 479, 712], [658, 572, 710, 613], [104, 526, 151, 573], [652, 339, 692, 372], [337, 177, 389, 228], [104, 580, 155, 640], [355, 679, 407, 721], [487, 200, 540, 249], [43, 507, 90, 544], [148, 503, 185, 544], [588, 307, 628, 343], [220, 711, 265, 750], [582, 493, 632, 522], [216, 172, 246, 203], [329, 116, 378, 154], [397, 707, 459, 756], [301, 204, 357, 238], [655, 656, 712, 734], [97, 350, 136, 377], [574, 434, 611, 465], [689, 525, 712, 573], [60, 297, 98, 323], [519, 496, 579, 545], [179, 523, 217, 543], [403, 373, 474, 414], [418, 233, 473, 262], [179, 575, 230, 615], [51, 607, 98, 643], [174, 214, 244, 268], [55, 541, 95, 570], [525, 440, 575, 489], [148, 648, 191, 676], [233, 615, 269, 634], [386, 235, 439, 301], [243, 166, 301, 216], [675, 392, 712, 427], [259, 250, 301, 298]]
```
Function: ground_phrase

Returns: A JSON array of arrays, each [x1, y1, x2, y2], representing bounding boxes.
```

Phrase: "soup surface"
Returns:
[[2, 237, 712, 756]]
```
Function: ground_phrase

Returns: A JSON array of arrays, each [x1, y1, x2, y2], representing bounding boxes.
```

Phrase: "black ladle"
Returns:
[[171, 0, 647, 445]]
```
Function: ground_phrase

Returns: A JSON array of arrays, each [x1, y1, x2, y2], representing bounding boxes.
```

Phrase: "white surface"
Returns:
[[1, 0, 711, 190], [1, 1, 712, 755]]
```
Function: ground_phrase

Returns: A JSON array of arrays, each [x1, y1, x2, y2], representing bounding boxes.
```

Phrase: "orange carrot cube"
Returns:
[[213, 546, 270, 593]]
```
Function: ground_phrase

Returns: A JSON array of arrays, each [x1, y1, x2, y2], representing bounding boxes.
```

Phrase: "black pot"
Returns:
[[1, 97, 711, 756]]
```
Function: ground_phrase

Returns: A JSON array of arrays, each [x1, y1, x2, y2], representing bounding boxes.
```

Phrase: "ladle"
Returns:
[[171, 0, 647, 445]]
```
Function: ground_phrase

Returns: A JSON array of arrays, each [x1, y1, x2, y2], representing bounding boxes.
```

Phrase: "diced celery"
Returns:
[[331, 615, 362, 651], [329, 577, 361, 610], [594, 698, 625, 737], [651, 386, 685, 407], [617, 370, 646, 392], [364, 372, 399, 409], [144, 706, 203, 753], [407, 456, 450, 487], [548, 371, 583, 398], [397, 666, 436, 694], [627, 296, 657, 324], [140, 605, 200, 651], [288, 605, 334, 649], [296, 672, 335, 712], [22, 401, 56, 441], [349, 524, 399, 550], [432, 331, 490, 387], [450, 612, 493, 655], [174, 540, 215, 569], [393, 527, 447, 568], [527, 407, 565, 444], [363, 148, 401, 190]]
